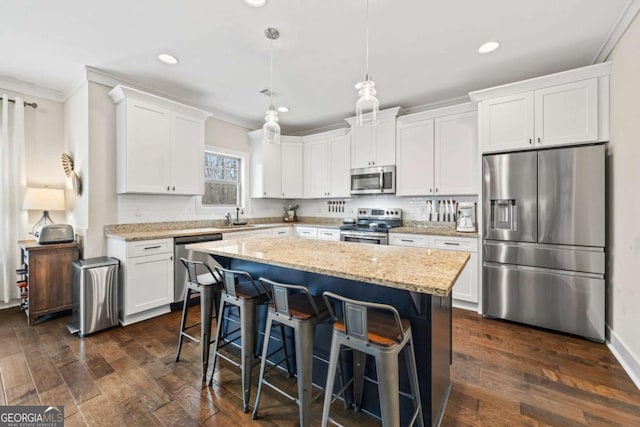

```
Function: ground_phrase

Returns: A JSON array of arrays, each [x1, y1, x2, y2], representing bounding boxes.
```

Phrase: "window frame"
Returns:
[[196, 145, 247, 214]]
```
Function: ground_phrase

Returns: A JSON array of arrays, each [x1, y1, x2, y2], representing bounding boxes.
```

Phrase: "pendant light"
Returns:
[[355, 0, 379, 126], [263, 27, 281, 144]]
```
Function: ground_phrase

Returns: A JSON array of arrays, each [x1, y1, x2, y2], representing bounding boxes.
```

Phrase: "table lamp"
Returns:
[[23, 187, 65, 236]]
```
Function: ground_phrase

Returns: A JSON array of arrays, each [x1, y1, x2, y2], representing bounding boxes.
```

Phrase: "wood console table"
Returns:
[[18, 240, 80, 325]]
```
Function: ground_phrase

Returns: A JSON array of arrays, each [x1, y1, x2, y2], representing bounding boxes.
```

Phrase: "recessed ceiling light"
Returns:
[[244, 0, 267, 7], [157, 53, 179, 65], [277, 106, 289, 113], [478, 41, 500, 54]]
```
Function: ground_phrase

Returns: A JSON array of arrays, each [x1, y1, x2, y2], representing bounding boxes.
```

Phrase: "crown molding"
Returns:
[[403, 95, 472, 114], [0, 76, 66, 102], [593, 0, 640, 63], [84, 66, 260, 129]]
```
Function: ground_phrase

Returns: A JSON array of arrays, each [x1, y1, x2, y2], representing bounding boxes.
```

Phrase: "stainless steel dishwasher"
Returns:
[[174, 233, 223, 304]]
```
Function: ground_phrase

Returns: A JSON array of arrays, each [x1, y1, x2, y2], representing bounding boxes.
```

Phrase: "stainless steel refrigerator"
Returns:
[[482, 143, 605, 341]]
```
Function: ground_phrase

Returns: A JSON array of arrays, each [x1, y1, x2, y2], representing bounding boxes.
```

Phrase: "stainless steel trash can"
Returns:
[[67, 256, 119, 337]]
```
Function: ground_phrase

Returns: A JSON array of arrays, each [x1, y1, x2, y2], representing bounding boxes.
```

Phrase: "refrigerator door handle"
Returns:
[[483, 261, 604, 280]]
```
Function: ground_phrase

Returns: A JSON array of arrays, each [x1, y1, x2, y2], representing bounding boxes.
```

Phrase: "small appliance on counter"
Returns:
[[456, 202, 477, 233], [283, 204, 299, 222], [38, 224, 74, 244]]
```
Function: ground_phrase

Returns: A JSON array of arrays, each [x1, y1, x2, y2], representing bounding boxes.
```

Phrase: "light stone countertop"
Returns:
[[390, 226, 479, 239], [186, 236, 469, 297]]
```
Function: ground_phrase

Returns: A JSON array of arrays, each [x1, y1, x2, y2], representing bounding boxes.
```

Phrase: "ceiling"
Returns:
[[0, 0, 629, 133]]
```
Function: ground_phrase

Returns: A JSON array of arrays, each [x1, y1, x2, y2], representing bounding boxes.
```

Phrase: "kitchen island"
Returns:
[[186, 236, 469, 426]]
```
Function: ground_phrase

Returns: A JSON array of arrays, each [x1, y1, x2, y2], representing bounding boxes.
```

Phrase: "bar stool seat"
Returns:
[[334, 310, 412, 347], [321, 291, 424, 427], [175, 258, 223, 381]]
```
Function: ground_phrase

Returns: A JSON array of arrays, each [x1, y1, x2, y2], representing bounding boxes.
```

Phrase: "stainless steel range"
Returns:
[[340, 208, 402, 245]]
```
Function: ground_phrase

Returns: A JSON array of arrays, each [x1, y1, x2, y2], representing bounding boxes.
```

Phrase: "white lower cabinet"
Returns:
[[271, 227, 292, 237], [296, 226, 318, 239], [389, 233, 478, 309], [317, 228, 340, 241], [223, 228, 274, 240], [107, 238, 174, 326]]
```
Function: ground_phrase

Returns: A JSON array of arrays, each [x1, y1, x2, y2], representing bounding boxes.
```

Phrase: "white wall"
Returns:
[[608, 10, 640, 384], [63, 82, 89, 238]]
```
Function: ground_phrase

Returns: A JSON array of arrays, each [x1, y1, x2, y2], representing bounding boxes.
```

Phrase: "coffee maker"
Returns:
[[456, 202, 477, 232]]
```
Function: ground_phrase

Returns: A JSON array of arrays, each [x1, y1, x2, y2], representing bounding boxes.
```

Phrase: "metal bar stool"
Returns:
[[321, 291, 424, 427], [175, 258, 223, 381], [252, 278, 338, 427], [208, 266, 270, 413]]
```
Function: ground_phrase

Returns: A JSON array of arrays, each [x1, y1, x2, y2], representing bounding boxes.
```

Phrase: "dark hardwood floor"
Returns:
[[0, 306, 638, 426]]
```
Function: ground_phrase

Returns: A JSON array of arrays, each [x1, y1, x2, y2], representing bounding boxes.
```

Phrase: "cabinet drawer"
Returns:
[[389, 234, 429, 248], [430, 236, 477, 253], [296, 226, 318, 239], [272, 227, 292, 237], [127, 238, 173, 257], [317, 228, 340, 241]]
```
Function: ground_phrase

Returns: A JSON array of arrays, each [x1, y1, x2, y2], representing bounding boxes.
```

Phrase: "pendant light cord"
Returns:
[[365, 0, 370, 80], [269, 38, 274, 107]]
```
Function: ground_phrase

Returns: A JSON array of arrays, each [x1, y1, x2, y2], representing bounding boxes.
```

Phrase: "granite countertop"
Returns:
[[390, 226, 479, 239], [105, 222, 342, 241], [186, 237, 469, 297]]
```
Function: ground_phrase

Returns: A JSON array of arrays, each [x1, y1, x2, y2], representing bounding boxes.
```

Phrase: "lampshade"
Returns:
[[355, 79, 379, 126], [23, 187, 65, 211]]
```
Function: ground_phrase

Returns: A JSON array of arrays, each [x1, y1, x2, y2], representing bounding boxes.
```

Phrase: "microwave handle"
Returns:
[[379, 169, 384, 193]]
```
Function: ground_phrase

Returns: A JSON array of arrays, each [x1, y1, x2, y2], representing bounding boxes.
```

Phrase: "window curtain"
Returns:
[[0, 94, 27, 304]]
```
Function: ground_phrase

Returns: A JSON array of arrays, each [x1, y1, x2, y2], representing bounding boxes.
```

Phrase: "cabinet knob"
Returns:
[[167, 186, 170, 191], [372, 161, 375, 165], [529, 138, 532, 144], [172, 186, 176, 191], [429, 188, 432, 193], [282, 193, 285, 196], [435, 188, 438, 193], [264, 192, 266, 196], [537, 137, 541, 143]]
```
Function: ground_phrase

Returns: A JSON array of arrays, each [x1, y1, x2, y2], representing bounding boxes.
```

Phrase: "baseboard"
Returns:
[[607, 326, 640, 390], [452, 299, 478, 312]]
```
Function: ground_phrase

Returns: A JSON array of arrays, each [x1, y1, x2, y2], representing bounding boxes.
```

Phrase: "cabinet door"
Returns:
[[375, 117, 397, 166], [481, 92, 534, 153], [304, 139, 330, 198], [434, 111, 477, 195], [171, 113, 204, 195], [351, 125, 375, 169], [452, 252, 478, 303], [396, 119, 434, 196], [124, 101, 172, 193], [534, 79, 598, 147], [126, 252, 173, 315], [281, 142, 304, 198], [252, 141, 282, 198], [329, 134, 351, 197]]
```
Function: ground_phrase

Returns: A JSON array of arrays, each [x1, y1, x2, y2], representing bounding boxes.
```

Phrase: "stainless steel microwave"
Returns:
[[350, 165, 396, 195]]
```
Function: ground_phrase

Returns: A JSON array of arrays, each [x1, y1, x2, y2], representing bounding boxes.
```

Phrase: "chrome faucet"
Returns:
[[225, 212, 232, 226]]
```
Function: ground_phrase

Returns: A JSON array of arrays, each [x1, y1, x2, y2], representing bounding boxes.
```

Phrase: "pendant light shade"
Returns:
[[355, 0, 379, 126], [263, 28, 281, 144], [263, 105, 280, 145]]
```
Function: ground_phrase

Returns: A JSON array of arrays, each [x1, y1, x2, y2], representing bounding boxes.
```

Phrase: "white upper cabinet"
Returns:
[[281, 141, 304, 198], [396, 104, 477, 196], [471, 62, 610, 153], [345, 107, 402, 169], [396, 118, 435, 195], [303, 129, 350, 198], [250, 132, 303, 199], [434, 111, 478, 195], [109, 85, 210, 195]]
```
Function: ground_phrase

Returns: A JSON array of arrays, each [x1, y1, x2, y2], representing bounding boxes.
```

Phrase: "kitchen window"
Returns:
[[203, 151, 241, 206]]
